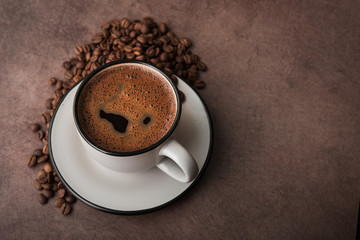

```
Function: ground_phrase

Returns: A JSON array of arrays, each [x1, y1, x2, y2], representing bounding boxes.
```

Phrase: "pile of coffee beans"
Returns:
[[27, 17, 207, 215]]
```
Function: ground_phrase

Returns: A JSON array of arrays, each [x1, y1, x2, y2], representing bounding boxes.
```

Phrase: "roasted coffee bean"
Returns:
[[163, 44, 173, 53], [55, 80, 63, 90], [43, 162, 53, 173], [73, 75, 82, 82], [38, 169, 46, 179], [82, 43, 91, 53], [183, 54, 192, 65], [47, 173, 54, 183], [65, 194, 76, 204], [30, 123, 40, 132], [41, 183, 51, 190], [159, 52, 168, 62], [140, 23, 150, 34], [180, 37, 191, 48], [54, 90, 63, 99], [37, 130, 44, 141], [57, 188, 66, 198], [57, 181, 64, 189], [63, 61, 71, 69], [76, 61, 85, 69], [33, 149, 43, 158], [34, 179, 42, 190], [37, 154, 49, 163], [74, 46, 83, 55], [54, 176, 60, 183], [41, 113, 51, 124], [42, 143, 49, 155], [124, 45, 132, 53], [102, 21, 111, 30], [91, 32, 103, 44], [60, 203, 72, 215], [197, 61, 207, 71], [45, 98, 53, 109], [42, 189, 54, 198], [48, 77, 57, 86], [62, 81, 73, 89], [54, 198, 65, 208], [64, 70, 73, 80], [193, 80, 205, 89], [51, 183, 58, 192], [137, 35, 147, 45], [159, 23, 168, 34], [38, 176, 47, 184], [120, 18, 130, 28], [37, 193, 48, 205], [27, 155, 37, 167], [126, 53, 135, 59], [135, 55, 146, 61]]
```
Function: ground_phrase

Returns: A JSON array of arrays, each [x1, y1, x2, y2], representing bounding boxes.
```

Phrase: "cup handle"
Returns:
[[157, 138, 199, 183]]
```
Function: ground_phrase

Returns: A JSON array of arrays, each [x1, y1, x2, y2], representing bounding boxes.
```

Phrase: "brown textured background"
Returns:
[[1, 0, 360, 239]]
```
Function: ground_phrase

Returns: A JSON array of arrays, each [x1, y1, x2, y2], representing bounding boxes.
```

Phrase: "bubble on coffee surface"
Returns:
[[77, 63, 177, 152]]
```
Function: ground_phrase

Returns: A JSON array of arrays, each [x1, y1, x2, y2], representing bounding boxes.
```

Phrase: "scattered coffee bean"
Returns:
[[159, 23, 168, 34], [57, 182, 64, 189], [48, 77, 57, 86], [37, 130, 44, 141], [60, 202, 72, 215], [30, 123, 40, 132], [54, 198, 65, 208], [65, 194, 76, 204], [37, 193, 48, 205], [51, 183, 58, 192], [41, 183, 52, 190], [193, 80, 205, 89], [38, 169, 47, 179], [54, 176, 60, 183], [37, 154, 49, 163], [41, 113, 51, 124], [33, 179, 42, 191], [42, 143, 49, 155], [27, 155, 37, 167], [43, 162, 53, 173], [55, 80, 63, 90], [47, 172, 54, 183], [43, 189, 54, 198], [197, 61, 207, 71], [33, 149, 43, 158], [45, 98, 53, 109], [63, 61, 71, 69], [57, 188, 66, 198], [38, 177, 47, 184]]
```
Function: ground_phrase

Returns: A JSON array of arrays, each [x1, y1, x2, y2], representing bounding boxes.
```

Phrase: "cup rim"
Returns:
[[73, 59, 182, 157]]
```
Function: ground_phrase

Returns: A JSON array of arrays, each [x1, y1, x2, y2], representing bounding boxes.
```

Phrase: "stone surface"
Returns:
[[1, 0, 360, 239]]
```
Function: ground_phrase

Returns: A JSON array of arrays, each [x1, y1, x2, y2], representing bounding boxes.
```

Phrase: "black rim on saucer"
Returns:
[[73, 59, 182, 157], [48, 71, 214, 215]]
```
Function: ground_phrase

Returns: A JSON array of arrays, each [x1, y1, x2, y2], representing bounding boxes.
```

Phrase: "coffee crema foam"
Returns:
[[77, 63, 178, 152]]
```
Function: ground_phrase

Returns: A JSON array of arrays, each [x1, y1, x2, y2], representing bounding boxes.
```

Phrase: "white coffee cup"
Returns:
[[73, 60, 198, 183]]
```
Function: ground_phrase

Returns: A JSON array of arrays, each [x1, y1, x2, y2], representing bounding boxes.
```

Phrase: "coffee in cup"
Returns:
[[77, 63, 178, 153]]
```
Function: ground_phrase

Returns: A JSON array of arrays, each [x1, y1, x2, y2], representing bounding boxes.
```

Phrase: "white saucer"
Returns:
[[49, 77, 213, 214]]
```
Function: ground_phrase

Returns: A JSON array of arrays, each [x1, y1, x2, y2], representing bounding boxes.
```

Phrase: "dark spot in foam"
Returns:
[[100, 109, 128, 133], [143, 117, 151, 125]]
